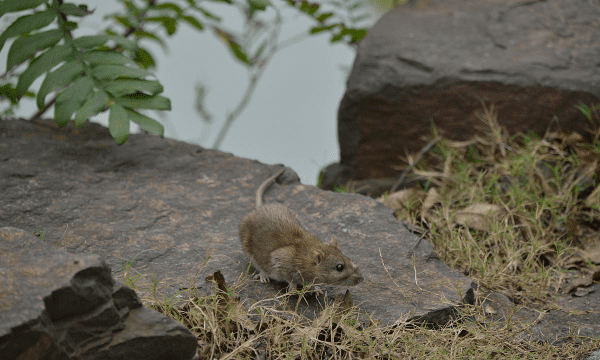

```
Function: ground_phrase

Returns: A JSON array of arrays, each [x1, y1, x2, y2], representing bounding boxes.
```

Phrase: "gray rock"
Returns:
[[0, 117, 474, 327], [527, 283, 600, 344], [0, 227, 197, 360], [587, 349, 600, 360], [330, 0, 600, 186], [482, 289, 600, 344]]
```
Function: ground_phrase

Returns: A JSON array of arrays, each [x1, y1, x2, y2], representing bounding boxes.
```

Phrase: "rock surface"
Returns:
[[329, 0, 600, 186], [588, 349, 600, 360], [482, 289, 600, 344], [0, 227, 197, 360], [0, 117, 474, 327]]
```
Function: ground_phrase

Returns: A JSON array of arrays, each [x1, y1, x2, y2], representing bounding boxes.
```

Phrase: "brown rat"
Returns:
[[239, 168, 364, 293]]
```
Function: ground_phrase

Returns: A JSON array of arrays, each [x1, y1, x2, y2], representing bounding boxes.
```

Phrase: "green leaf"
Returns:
[[7, 29, 63, 70], [146, 16, 177, 35], [80, 51, 135, 66], [115, 94, 171, 110], [0, 10, 57, 52], [349, 28, 367, 43], [331, 33, 343, 43], [74, 90, 108, 127], [0, 84, 19, 104], [332, 27, 367, 43], [122, 1, 140, 15], [72, 35, 137, 51], [62, 21, 78, 31], [156, 3, 183, 15], [58, 3, 93, 17], [309, 26, 326, 34], [181, 15, 204, 31], [214, 28, 250, 65], [108, 103, 130, 144], [92, 64, 151, 80], [54, 76, 94, 126], [0, 0, 46, 17], [576, 104, 596, 123], [310, 24, 336, 34], [112, 15, 133, 29], [316, 12, 333, 22], [124, 108, 164, 136], [248, 0, 270, 10], [229, 42, 251, 65], [133, 29, 166, 48], [196, 7, 221, 21], [134, 47, 155, 69], [103, 79, 163, 97], [37, 60, 84, 109], [299, 1, 319, 15], [247, 0, 270, 16], [17, 44, 72, 95]]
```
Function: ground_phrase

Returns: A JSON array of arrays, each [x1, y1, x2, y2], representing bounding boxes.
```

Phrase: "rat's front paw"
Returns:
[[286, 282, 298, 293], [311, 285, 324, 296], [256, 272, 271, 283]]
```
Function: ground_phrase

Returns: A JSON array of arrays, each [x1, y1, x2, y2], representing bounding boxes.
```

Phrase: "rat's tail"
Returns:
[[255, 168, 286, 207]]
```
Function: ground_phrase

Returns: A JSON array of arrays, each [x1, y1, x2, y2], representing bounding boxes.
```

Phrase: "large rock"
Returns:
[[0, 227, 197, 360], [482, 289, 600, 344], [330, 0, 600, 185], [0, 117, 474, 326]]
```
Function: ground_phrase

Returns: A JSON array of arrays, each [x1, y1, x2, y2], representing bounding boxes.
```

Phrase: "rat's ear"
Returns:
[[329, 235, 339, 248], [312, 249, 325, 265]]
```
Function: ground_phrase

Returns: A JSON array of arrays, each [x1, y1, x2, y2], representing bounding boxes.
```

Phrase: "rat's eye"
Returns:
[[336, 264, 345, 272]]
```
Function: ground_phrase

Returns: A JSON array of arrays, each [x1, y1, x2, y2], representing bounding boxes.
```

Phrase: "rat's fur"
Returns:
[[239, 169, 363, 292]]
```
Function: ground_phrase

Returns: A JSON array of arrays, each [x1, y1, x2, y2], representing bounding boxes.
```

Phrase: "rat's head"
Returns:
[[310, 236, 363, 286]]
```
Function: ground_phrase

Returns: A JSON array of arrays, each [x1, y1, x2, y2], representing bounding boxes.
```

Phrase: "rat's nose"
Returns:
[[353, 272, 364, 285]]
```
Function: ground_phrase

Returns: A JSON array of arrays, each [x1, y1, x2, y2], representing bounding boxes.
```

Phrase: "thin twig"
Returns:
[[58, 223, 69, 242], [408, 231, 427, 291], [29, 97, 56, 121], [211, 7, 287, 149], [411, 255, 423, 291], [378, 248, 402, 289], [390, 137, 441, 193], [408, 230, 428, 255]]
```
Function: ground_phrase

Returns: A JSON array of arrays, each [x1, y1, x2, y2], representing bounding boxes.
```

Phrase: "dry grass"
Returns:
[[130, 103, 600, 359], [144, 272, 599, 359], [386, 103, 600, 305]]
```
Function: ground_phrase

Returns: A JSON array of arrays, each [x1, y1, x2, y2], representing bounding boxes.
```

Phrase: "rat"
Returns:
[[239, 168, 364, 293]]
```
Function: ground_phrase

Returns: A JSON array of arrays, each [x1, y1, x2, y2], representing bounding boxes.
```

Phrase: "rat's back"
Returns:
[[239, 203, 317, 255]]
